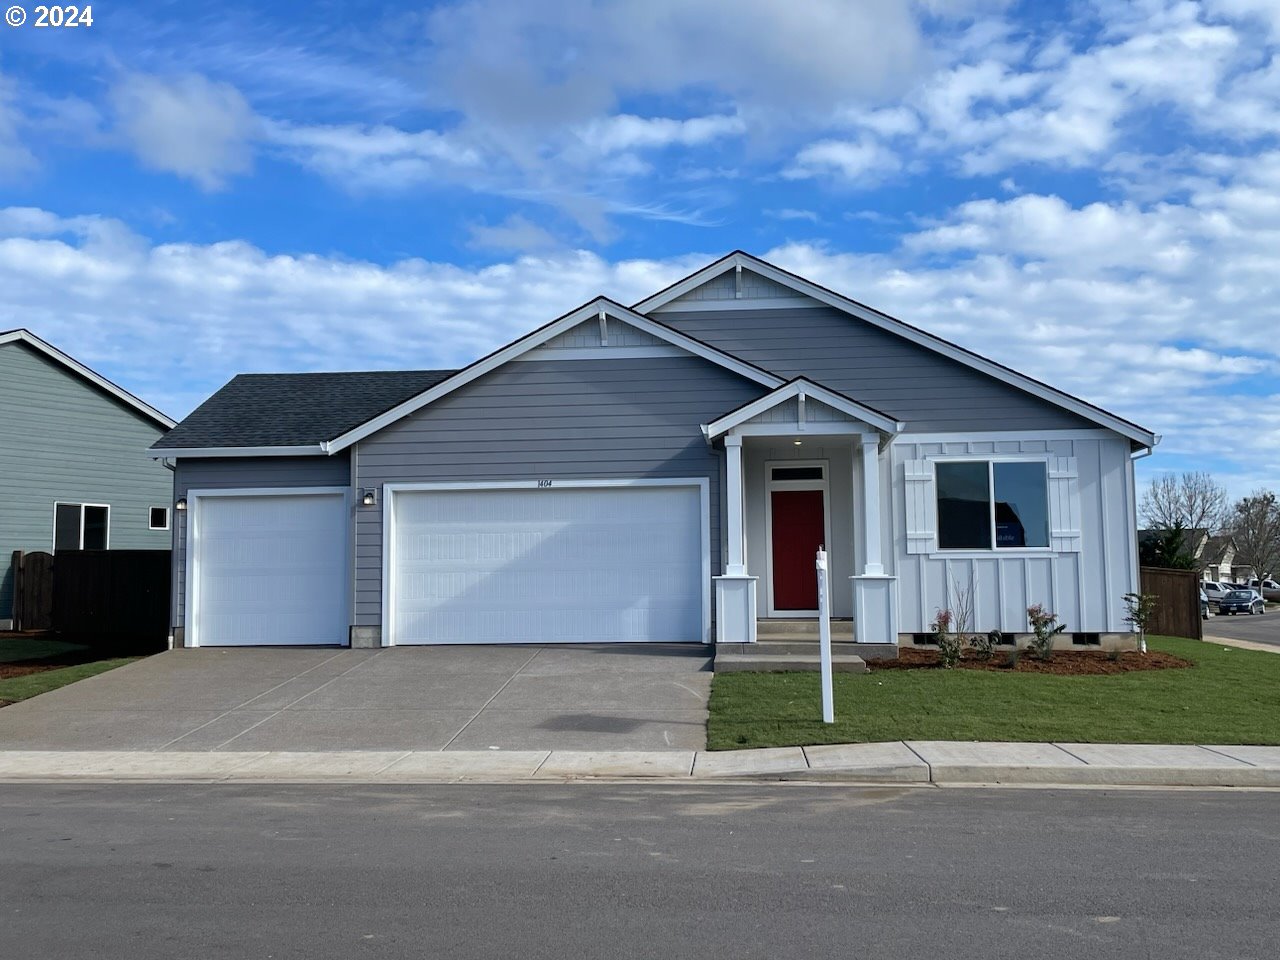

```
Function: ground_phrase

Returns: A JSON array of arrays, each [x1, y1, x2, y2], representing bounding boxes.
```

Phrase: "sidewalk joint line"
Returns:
[[531, 751, 552, 778], [1052, 743, 1092, 765], [1199, 745, 1257, 767], [901, 741, 934, 781], [439, 647, 543, 751]]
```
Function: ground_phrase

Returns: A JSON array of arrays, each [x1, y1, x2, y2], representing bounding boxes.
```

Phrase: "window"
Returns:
[[53, 503, 110, 551], [936, 461, 1049, 550], [149, 506, 170, 530], [771, 466, 824, 481]]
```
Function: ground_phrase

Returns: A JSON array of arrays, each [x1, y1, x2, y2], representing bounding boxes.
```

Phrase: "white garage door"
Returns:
[[190, 492, 347, 646], [389, 483, 705, 644]]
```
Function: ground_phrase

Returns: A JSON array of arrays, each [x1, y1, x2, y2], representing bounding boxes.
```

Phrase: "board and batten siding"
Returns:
[[0, 341, 172, 622], [654, 305, 1099, 433], [353, 356, 766, 629], [889, 435, 1138, 635], [170, 455, 351, 634]]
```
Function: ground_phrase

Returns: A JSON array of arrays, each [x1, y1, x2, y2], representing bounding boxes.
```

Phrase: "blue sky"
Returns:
[[1, 0, 1278, 497]]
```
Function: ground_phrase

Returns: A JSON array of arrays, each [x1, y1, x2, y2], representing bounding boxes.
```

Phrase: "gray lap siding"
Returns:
[[656, 306, 1097, 432], [170, 455, 352, 633], [353, 356, 764, 628]]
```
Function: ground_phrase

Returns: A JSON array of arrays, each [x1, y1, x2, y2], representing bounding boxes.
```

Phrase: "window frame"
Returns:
[[933, 457, 1052, 555], [149, 506, 171, 531], [51, 502, 112, 552]]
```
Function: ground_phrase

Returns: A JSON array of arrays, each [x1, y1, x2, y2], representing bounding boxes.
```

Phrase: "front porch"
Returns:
[[706, 379, 903, 668]]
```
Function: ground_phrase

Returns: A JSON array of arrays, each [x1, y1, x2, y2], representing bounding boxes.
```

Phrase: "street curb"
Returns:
[[1, 742, 1278, 787]]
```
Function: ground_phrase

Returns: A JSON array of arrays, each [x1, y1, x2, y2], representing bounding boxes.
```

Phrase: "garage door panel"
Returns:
[[391, 485, 703, 644], [193, 493, 347, 647]]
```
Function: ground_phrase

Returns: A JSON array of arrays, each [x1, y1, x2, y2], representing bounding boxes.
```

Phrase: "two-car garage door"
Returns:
[[388, 483, 706, 645]]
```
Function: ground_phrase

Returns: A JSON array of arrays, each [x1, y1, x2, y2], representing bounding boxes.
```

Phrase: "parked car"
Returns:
[[1219, 589, 1265, 616], [1248, 579, 1280, 602], [1200, 588, 1210, 620], [1202, 581, 1232, 608]]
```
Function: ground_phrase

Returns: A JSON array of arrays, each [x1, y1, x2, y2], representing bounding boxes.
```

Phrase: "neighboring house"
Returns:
[[151, 252, 1159, 652], [0, 330, 176, 629]]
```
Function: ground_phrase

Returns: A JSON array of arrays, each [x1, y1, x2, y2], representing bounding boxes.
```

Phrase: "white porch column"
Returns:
[[715, 432, 757, 643], [859, 435, 884, 575], [725, 434, 746, 575], [851, 434, 898, 646]]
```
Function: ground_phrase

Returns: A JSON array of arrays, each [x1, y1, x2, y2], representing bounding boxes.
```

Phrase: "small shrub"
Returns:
[[1003, 646, 1021, 669], [1108, 646, 1124, 663], [969, 629, 1001, 662], [931, 609, 963, 669], [1026, 604, 1067, 661]]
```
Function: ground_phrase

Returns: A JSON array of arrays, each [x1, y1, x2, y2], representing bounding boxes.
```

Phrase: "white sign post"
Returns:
[[816, 548, 834, 724]]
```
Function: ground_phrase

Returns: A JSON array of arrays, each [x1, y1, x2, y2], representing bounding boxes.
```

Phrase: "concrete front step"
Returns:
[[714, 652, 869, 674], [756, 618, 854, 640]]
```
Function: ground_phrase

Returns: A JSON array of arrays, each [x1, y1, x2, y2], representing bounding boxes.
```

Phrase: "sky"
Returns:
[[1, 0, 1278, 498]]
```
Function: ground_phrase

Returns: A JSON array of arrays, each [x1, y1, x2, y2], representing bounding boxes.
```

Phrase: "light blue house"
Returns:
[[0, 330, 176, 629]]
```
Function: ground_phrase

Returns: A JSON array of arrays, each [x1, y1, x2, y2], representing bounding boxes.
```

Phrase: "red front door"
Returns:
[[770, 489, 825, 610]]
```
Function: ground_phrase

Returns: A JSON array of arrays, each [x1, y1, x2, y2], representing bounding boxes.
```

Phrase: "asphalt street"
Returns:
[[2, 783, 1277, 959], [1206, 607, 1280, 646]]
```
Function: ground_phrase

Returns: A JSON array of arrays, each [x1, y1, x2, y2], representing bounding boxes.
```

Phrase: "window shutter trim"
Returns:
[[1048, 456, 1082, 552], [904, 459, 936, 554]]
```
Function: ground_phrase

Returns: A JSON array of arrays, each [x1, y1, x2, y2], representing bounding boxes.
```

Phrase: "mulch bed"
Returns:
[[871, 647, 1193, 675]]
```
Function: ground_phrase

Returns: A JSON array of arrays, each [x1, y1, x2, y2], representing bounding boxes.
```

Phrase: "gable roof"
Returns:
[[633, 252, 1159, 450], [151, 370, 457, 455], [0, 329, 175, 430], [704, 377, 904, 440], [319, 297, 785, 453]]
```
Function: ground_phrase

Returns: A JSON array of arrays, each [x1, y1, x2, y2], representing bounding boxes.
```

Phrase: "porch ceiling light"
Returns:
[[793, 439, 803, 446]]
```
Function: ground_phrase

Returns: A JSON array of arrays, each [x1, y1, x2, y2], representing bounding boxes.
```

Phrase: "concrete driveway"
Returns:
[[0, 644, 710, 751]]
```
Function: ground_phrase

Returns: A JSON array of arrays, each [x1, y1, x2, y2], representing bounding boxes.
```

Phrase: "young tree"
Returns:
[[1140, 472, 1230, 539], [1230, 491, 1280, 586]]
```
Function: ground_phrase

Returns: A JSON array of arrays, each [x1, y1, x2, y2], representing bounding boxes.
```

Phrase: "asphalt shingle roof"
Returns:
[[152, 370, 457, 449]]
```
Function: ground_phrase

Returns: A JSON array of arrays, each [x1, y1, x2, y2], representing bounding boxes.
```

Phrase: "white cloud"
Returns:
[[263, 120, 482, 188], [784, 137, 901, 183], [110, 73, 257, 189], [0, 78, 37, 176], [466, 215, 561, 252], [572, 115, 746, 154]]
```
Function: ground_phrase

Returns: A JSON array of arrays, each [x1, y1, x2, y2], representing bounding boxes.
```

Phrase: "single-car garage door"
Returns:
[[189, 491, 348, 646], [388, 482, 706, 644]]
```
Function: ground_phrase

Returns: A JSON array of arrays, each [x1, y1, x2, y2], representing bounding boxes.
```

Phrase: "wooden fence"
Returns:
[[1139, 566, 1203, 640], [11, 549, 170, 651], [11, 550, 54, 631]]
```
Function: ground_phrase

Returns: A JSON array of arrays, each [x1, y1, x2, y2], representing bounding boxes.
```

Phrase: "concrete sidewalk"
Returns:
[[1, 741, 1278, 786]]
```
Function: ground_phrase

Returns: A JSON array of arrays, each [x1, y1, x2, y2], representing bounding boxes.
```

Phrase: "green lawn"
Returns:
[[708, 636, 1280, 750], [0, 637, 139, 706]]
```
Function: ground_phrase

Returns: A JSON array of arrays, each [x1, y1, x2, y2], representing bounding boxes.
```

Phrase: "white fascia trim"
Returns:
[[704, 379, 904, 439], [896, 429, 1125, 445], [325, 299, 783, 452], [149, 444, 329, 459], [633, 254, 1158, 449], [1, 329, 176, 429]]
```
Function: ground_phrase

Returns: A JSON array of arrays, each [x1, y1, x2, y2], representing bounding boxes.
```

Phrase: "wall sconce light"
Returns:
[[792, 439, 803, 446], [175, 498, 187, 511], [360, 488, 378, 507]]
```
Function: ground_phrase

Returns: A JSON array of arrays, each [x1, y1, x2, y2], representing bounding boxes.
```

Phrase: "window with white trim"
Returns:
[[936, 461, 1049, 550], [149, 506, 170, 530], [53, 503, 110, 552]]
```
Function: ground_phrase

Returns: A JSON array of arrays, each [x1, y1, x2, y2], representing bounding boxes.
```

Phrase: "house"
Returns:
[[150, 252, 1158, 653], [1, 330, 176, 630]]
